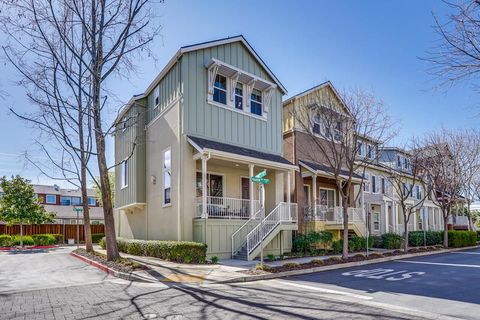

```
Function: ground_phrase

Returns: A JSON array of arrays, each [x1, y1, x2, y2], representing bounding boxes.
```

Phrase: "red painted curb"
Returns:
[[70, 251, 117, 276]]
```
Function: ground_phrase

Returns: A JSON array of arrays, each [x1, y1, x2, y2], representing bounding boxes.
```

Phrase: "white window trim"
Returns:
[[162, 147, 172, 207], [373, 212, 380, 231], [45, 194, 56, 204], [319, 187, 336, 208], [206, 69, 268, 121], [121, 159, 129, 189]]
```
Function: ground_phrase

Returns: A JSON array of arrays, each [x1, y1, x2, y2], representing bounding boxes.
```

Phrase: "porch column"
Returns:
[[361, 187, 365, 220], [413, 209, 417, 231], [202, 155, 208, 219], [384, 203, 389, 233], [287, 171, 292, 221], [393, 203, 397, 233], [312, 174, 317, 216], [249, 164, 254, 216]]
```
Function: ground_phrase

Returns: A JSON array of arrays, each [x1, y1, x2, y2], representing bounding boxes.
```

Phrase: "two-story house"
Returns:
[[114, 36, 298, 260], [282, 82, 365, 239]]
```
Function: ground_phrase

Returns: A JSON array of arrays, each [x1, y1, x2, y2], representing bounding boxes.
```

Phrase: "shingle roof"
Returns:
[[188, 136, 294, 166], [300, 159, 363, 180]]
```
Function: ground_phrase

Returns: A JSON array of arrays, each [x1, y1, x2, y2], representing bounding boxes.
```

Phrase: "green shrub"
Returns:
[[408, 231, 443, 247], [293, 231, 334, 253], [381, 233, 403, 249], [99, 237, 106, 249], [0, 235, 13, 247], [255, 263, 271, 271], [448, 231, 477, 248], [368, 252, 383, 258], [117, 238, 207, 263], [267, 254, 276, 261], [91, 233, 105, 243], [332, 240, 342, 254], [327, 256, 342, 263], [310, 259, 324, 265], [370, 235, 384, 248], [12, 235, 34, 246], [210, 256, 219, 264], [31, 234, 56, 246], [52, 234, 64, 244]]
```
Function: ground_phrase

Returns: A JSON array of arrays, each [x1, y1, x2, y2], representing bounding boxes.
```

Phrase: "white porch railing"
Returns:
[[195, 196, 260, 219], [231, 208, 263, 256], [449, 215, 469, 226], [305, 206, 364, 224], [246, 202, 297, 256]]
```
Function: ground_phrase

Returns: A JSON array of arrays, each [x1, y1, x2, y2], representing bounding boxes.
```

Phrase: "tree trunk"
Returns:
[[342, 202, 349, 260], [20, 223, 23, 248], [81, 174, 93, 252], [403, 219, 409, 253], [443, 214, 449, 248]]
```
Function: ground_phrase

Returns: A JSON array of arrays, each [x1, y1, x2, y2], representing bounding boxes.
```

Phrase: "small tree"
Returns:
[[0, 176, 54, 247]]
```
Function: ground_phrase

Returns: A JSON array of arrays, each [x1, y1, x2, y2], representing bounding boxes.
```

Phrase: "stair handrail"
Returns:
[[246, 202, 297, 256], [231, 207, 263, 256]]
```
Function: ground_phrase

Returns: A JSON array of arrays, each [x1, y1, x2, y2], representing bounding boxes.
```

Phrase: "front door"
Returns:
[[241, 177, 250, 199]]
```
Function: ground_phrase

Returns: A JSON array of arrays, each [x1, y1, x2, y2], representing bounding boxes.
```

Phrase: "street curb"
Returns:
[[69, 251, 156, 283], [221, 245, 480, 284]]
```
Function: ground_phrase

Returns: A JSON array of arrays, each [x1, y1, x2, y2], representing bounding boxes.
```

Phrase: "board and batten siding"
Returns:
[[181, 42, 284, 156], [115, 101, 147, 208], [146, 61, 182, 124]]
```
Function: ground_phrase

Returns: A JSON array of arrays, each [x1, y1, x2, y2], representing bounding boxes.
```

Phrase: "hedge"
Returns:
[[91, 233, 105, 243], [52, 234, 64, 244], [31, 234, 56, 246], [0, 235, 12, 247], [100, 237, 207, 264], [381, 233, 403, 249], [448, 231, 477, 248], [408, 231, 443, 247], [11, 235, 34, 246]]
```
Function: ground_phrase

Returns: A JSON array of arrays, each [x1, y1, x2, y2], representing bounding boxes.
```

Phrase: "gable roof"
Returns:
[[299, 159, 363, 181], [283, 81, 353, 118]]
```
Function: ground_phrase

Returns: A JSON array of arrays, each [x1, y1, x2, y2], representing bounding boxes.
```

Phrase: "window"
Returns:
[[416, 185, 422, 200], [71, 197, 81, 206], [121, 159, 128, 188], [404, 158, 410, 170], [46, 194, 56, 204], [213, 74, 227, 105], [88, 197, 96, 206], [196, 172, 224, 197], [333, 121, 343, 141], [121, 116, 127, 132], [154, 85, 160, 107], [397, 156, 402, 168], [313, 113, 321, 135], [368, 145, 375, 160], [250, 88, 262, 116], [163, 148, 172, 205], [418, 211, 423, 230], [60, 196, 71, 206], [363, 173, 370, 192], [303, 185, 310, 206], [381, 177, 386, 194], [373, 212, 380, 231], [319, 189, 335, 208], [371, 175, 377, 193], [234, 83, 243, 110], [358, 141, 364, 156]]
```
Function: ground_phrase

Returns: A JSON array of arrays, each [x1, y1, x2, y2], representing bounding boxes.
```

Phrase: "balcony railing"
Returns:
[[304, 206, 364, 224], [195, 196, 260, 219], [448, 215, 469, 226]]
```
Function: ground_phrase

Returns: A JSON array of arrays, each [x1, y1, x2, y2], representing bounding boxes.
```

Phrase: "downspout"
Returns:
[[178, 60, 183, 241]]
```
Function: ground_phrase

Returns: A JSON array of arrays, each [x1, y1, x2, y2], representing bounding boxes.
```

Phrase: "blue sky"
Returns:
[[0, 0, 477, 186]]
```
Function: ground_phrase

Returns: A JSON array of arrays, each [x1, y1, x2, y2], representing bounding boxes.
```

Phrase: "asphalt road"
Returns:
[[0, 247, 478, 319], [284, 247, 480, 320]]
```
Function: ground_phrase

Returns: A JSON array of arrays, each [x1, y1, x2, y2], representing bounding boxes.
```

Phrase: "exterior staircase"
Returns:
[[232, 202, 298, 261]]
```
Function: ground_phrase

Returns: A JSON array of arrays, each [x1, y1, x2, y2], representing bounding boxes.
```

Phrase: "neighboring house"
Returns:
[[0, 184, 103, 224], [114, 36, 298, 260], [282, 81, 365, 239], [361, 150, 444, 236]]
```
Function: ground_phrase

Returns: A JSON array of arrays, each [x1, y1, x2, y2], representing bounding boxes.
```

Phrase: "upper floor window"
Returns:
[[313, 114, 321, 135], [397, 155, 402, 168], [363, 173, 370, 192], [163, 148, 172, 206], [121, 159, 129, 188], [154, 86, 160, 107], [416, 185, 422, 200], [371, 175, 378, 193], [381, 177, 386, 194], [46, 194, 56, 204], [213, 74, 227, 105], [333, 121, 343, 141], [368, 144, 375, 160], [60, 196, 71, 206], [235, 83, 243, 110], [71, 197, 81, 206], [88, 197, 96, 206], [250, 89, 262, 116], [358, 141, 364, 156]]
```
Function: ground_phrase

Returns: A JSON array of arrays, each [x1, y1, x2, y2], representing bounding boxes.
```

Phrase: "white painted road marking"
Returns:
[[341, 268, 426, 281], [266, 280, 373, 300], [398, 260, 480, 268], [450, 252, 480, 255]]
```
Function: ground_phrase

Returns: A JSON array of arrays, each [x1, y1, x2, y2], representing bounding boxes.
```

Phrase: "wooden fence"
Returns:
[[0, 224, 105, 243]]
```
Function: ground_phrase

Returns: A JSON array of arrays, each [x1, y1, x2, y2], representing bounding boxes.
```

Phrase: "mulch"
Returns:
[[73, 248, 147, 273]]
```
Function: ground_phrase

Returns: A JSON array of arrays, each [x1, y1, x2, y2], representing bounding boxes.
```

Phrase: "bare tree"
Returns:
[[0, 0, 159, 260], [419, 128, 472, 247], [383, 144, 431, 252], [427, 1, 480, 89], [291, 87, 395, 259]]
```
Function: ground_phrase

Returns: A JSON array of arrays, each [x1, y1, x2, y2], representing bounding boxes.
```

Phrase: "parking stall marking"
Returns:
[[398, 260, 480, 268], [341, 268, 426, 281]]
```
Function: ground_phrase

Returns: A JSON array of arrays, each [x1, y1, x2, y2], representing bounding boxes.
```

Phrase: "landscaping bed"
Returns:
[[253, 245, 444, 274], [73, 248, 146, 273]]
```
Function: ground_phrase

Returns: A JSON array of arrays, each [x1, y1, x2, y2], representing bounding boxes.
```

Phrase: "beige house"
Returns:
[[114, 36, 298, 260]]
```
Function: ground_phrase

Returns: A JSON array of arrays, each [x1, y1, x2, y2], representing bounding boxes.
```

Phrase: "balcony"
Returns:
[[195, 196, 260, 219], [305, 205, 364, 224]]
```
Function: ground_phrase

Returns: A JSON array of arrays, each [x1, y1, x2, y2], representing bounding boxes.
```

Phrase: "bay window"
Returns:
[[163, 148, 171, 205], [250, 88, 262, 116], [213, 74, 227, 105]]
